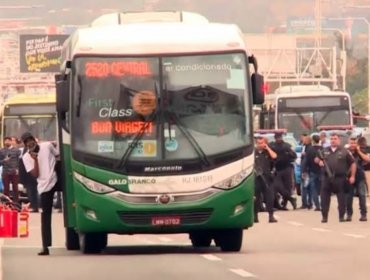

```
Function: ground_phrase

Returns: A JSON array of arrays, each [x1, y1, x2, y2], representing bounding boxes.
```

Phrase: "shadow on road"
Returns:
[[101, 245, 222, 255]]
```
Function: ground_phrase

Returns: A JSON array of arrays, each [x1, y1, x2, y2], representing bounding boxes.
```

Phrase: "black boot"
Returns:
[[360, 215, 367, 222], [268, 213, 278, 223], [254, 214, 259, 223], [290, 197, 297, 210], [38, 247, 49, 256], [321, 214, 328, 223]]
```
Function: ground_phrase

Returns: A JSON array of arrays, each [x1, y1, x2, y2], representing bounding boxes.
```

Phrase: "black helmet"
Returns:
[[21, 132, 35, 143]]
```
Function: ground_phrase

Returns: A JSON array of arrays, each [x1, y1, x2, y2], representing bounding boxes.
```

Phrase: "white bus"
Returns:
[[261, 85, 352, 139]]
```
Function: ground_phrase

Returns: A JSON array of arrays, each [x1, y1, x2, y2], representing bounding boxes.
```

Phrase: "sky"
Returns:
[[2, 0, 370, 32]]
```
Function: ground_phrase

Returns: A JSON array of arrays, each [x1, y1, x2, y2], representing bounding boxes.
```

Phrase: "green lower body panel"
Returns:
[[70, 176, 254, 234]]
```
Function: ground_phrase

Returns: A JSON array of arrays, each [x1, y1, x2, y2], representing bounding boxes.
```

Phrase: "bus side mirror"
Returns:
[[251, 73, 265, 105], [248, 55, 265, 105], [55, 74, 69, 113]]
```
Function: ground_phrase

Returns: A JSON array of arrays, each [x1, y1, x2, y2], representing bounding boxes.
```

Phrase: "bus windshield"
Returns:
[[276, 95, 351, 138], [72, 53, 251, 172], [3, 116, 57, 142]]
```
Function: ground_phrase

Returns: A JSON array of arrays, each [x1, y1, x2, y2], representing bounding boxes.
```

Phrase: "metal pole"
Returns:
[[328, 17, 370, 114], [368, 22, 370, 115]]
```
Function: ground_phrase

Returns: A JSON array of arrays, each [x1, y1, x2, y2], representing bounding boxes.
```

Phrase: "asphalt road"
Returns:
[[1, 198, 370, 280]]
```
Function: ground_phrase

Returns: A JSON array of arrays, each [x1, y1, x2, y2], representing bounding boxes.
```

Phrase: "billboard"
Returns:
[[19, 34, 68, 73]]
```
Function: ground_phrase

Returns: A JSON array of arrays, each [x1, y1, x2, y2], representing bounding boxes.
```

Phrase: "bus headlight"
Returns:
[[74, 172, 115, 194], [213, 167, 253, 190]]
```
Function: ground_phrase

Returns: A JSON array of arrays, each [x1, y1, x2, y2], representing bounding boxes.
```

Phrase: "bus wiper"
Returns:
[[292, 110, 313, 131], [316, 110, 333, 127], [18, 117, 32, 132], [164, 84, 210, 167], [167, 111, 210, 167], [44, 115, 56, 134], [116, 82, 160, 169], [116, 113, 157, 169]]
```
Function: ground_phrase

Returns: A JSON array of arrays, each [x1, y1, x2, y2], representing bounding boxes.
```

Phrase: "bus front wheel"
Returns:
[[79, 232, 107, 254], [189, 231, 212, 248], [66, 227, 80, 250], [213, 229, 243, 252]]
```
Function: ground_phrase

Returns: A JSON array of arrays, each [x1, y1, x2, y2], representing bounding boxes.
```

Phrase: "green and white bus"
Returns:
[[56, 11, 264, 254]]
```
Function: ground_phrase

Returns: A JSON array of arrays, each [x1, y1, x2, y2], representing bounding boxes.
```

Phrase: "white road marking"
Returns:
[[343, 234, 366, 239], [287, 221, 303, 226], [312, 228, 331, 233], [229, 268, 257, 278], [158, 237, 173, 243], [201, 254, 222, 261]]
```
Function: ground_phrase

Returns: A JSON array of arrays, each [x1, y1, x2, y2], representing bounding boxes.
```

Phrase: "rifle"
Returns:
[[254, 166, 272, 189], [317, 149, 335, 180]]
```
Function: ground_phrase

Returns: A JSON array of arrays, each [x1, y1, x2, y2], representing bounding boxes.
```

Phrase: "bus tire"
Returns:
[[79, 232, 107, 254], [214, 229, 243, 252], [189, 231, 212, 248], [66, 227, 80, 250]]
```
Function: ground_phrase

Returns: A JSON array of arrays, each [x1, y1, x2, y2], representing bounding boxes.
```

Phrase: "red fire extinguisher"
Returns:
[[0, 206, 18, 238]]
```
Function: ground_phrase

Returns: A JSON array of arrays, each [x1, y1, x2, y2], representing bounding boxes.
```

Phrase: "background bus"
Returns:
[[56, 11, 264, 254], [0, 93, 57, 145], [260, 86, 352, 139], [0, 93, 57, 202]]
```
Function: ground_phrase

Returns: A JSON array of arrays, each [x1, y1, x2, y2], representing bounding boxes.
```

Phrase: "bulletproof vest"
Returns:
[[270, 142, 296, 170], [322, 147, 352, 177], [255, 150, 273, 176]]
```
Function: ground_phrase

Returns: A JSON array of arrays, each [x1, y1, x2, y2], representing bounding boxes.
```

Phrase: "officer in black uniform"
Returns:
[[316, 133, 356, 223], [254, 136, 278, 223], [345, 137, 369, 222], [270, 132, 297, 210]]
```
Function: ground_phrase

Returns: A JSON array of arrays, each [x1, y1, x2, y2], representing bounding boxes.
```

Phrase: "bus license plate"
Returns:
[[151, 216, 181, 226]]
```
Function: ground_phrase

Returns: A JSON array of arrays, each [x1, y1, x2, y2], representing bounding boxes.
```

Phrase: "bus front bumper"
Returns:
[[71, 176, 254, 234]]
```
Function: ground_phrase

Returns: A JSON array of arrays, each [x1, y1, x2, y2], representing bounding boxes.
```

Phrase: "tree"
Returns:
[[346, 57, 367, 96], [352, 88, 368, 115]]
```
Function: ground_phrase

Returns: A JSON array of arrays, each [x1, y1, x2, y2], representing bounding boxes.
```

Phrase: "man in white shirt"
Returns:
[[21, 132, 59, 256]]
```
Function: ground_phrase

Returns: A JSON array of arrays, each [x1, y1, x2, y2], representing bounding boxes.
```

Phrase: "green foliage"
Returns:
[[352, 88, 368, 115], [346, 57, 368, 96]]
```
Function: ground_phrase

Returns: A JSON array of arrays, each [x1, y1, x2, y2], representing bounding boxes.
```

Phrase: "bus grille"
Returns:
[[117, 208, 213, 226]]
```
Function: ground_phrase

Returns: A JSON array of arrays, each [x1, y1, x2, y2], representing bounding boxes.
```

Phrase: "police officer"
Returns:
[[270, 132, 297, 210], [254, 136, 278, 223], [316, 133, 356, 223], [345, 137, 369, 222]]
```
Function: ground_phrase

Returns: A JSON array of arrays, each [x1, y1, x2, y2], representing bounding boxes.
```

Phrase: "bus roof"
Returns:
[[274, 85, 331, 94], [274, 91, 350, 99], [62, 22, 247, 61], [90, 11, 209, 26], [3, 93, 56, 106]]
